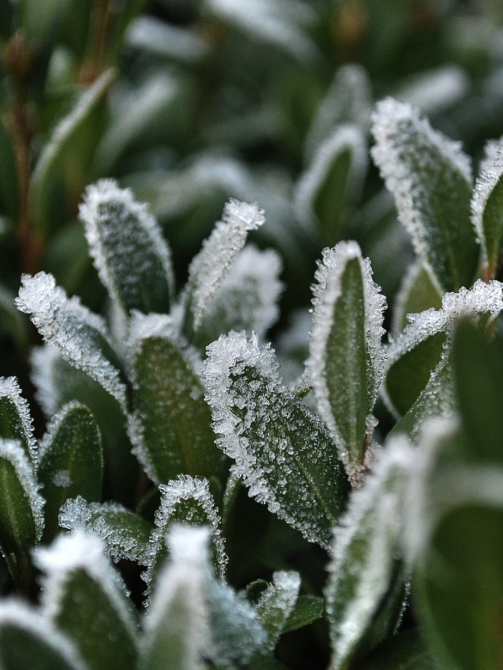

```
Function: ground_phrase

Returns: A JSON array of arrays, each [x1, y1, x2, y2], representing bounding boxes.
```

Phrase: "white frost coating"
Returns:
[[394, 65, 469, 115], [52, 470, 73, 487], [307, 242, 386, 471], [0, 439, 44, 542], [326, 438, 414, 666], [186, 199, 265, 330], [143, 475, 227, 593], [305, 64, 372, 160], [0, 376, 37, 463], [35, 530, 138, 642], [257, 571, 300, 650], [386, 278, 503, 370], [126, 16, 209, 62], [205, 0, 316, 61], [30, 345, 60, 417], [471, 137, 503, 267], [371, 97, 472, 285], [16, 272, 128, 410], [79, 178, 174, 310], [295, 125, 368, 229], [0, 601, 88, 670], [39, 400, 87, 460]]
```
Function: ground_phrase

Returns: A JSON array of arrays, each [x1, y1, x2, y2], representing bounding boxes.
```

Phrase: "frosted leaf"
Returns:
[[0, 376, 37, 463], [307, 242, 386, 484], [295, 125, 368, 233], [79, 179, 174, 316], [326, 439, 414, 669], [256, 571, 300, 650], [184, 199, 265, 334], [16, 272, 128, 411], [141, 525, 210, 670], [30, 345, 61, 417], [471, 136, 503, 276], [391, 258, 442, 336], [0, 601, 88, 670], [0, 438, 44, 543], [126, 16, 209, 63], [371, 97, 477, 293], [35, 530, 138, 641], [305, 64, 372, 160], [59, 496, 152, 565], [203, 331, 350, 548], [394, 65, 469, 116], [205, 0, 316, 61], [194, 244, 283, 348], [142, 475, 227, 603]]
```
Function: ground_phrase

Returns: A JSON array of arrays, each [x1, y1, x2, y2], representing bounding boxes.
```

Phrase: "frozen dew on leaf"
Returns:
[[0, 376, 37, 463]]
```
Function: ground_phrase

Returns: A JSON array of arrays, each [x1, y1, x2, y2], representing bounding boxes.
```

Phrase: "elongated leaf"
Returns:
[[139, 526, 210, 670], [79, 179, 174, 316], [204, 331, 350, 549], [0, 284, 28, 353], [16, 273, 128, 411], [326, 438, 412, 670], [359, 630, 439, 670], [142, 475, 227, 602], [0, 602, 88, 670], [0, 439, 44, 589], [282, 595, 324, 634], [128, 314, 225, 485], [126, 17, 209, 63], [256, 571, 300, 650], [371, 97, 478, 293], [383, 279, 503, 418], [183, 199, 265, 338], [31, 70, 114, 234], [38, 403, 103, 543], [192, 245, 282, 350], [0, 377, 37, 462], [471, 138, 503, 279], [392, 259, 443, 335], [58, 496, 153, 564], [307, 242, 386, 486], [36, 531, 139, 670], [295, 126, 367, 245]]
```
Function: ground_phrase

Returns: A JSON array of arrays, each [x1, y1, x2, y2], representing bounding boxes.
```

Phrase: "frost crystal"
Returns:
[[0, 376, 37, 463], [30, 345, 60, 417], [257, 571, 300, 650], [39, 400, 86, 459], [186, 199, 265, 330], [0, 438, 44, 542], [16, 272, 128, 410]]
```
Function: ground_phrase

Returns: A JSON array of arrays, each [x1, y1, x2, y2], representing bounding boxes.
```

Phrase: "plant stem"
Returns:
[[80, 0, 113, 84]]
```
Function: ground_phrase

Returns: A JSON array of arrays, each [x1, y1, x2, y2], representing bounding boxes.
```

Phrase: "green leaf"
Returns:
[[18, 0, 71, 44], [36, 532, 139, 670], [79, 180, 174, 316], [0, 285, 28, 353], [392, 260, 443, 335], [58, 496, 153, 564], [0, 439, 44, 590], [129, 315, 225, 485], [31, 70, 114, 235], [326, 438, 411, 670], [471, 138, 503, 279], [359, 630, 439, 670], [308, 242, 386, 485], [282, 595, 324, 634], [0, 377, 36, 462], [0, 602, 88, 670], [38, 403, 103, 543], [204, 331, 350, 549], [295, 125, 367, 246], [371, 97, 478, 293], [256, 571, 300, 651]]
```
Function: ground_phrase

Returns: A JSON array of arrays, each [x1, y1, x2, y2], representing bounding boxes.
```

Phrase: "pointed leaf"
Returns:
[[31, 70, 114, 234], [16, 272, 128, 411], [183, 199, 265, 338], [471, 137, 503, 279], [371, 97, 478, 293], [392, 259, 443, 335], [128, 314, 225, 485], [282, 595, 324, 634], [0, 377, 37, 462], [58, 496, 153, 564], [38, 403, 103, 543], [204, 331, 350, 549], [256, 571, 300, 651], [0, 439, 44, 589], [0, 602, 88, 670], [36, 531, 139, 670], [79, 179, 174, 316], [192, 245, 282, 350], [295, 125, 367, 245], [326, 439, 412, 670], [307, 242, 386, 486]]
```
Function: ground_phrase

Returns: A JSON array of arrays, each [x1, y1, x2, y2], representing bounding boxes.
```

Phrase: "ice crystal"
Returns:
[[0, 376, 37, 463]]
